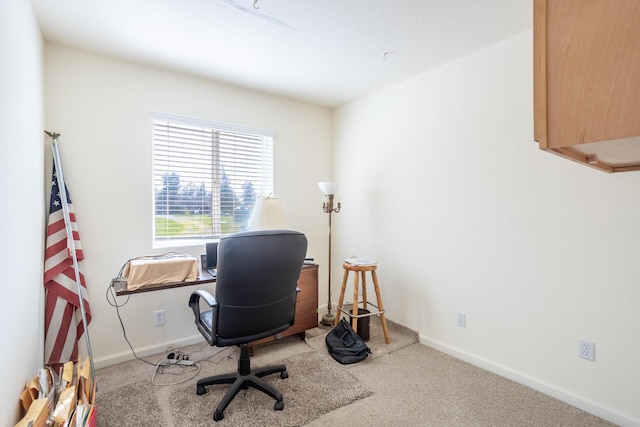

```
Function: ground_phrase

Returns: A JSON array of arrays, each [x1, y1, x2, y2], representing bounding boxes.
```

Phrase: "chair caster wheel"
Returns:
[[196, 385, 207, 395], [274, 400, 284, 411], [213, 409, 224, 421], [280, 370, 288, 379]]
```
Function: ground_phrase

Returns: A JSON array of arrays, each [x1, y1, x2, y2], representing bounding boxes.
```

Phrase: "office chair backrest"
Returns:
[[214, 229, 307, 345]]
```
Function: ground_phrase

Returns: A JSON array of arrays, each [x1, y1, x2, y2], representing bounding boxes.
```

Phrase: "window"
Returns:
[[152, 112, 274, 244]]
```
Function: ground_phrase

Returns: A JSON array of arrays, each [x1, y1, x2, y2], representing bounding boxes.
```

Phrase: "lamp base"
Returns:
[[320, 311, 336, 327]]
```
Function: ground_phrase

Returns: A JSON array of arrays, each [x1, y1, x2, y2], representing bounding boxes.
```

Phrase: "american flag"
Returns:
[[44, 162, 91, 368]]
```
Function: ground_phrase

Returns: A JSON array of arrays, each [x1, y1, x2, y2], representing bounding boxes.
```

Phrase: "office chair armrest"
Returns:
[[189, 290, 218, 346], [191, 289, 217, 308]]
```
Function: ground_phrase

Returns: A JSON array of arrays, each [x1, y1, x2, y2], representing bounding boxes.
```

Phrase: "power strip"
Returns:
[[165, 359, 196, 366]]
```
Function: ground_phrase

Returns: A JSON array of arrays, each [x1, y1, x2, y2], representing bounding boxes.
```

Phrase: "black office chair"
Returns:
[[188, 229, 307, 422]]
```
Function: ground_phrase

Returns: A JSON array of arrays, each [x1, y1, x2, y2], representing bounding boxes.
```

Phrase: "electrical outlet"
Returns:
[[456, 311, 466, 328], [154, 309, 165, 326], [578, 339, 595, 361]]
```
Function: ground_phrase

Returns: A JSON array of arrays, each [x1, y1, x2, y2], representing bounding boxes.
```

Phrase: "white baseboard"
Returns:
[[93, 334, 206, 369], [419, 334, 639, 427]]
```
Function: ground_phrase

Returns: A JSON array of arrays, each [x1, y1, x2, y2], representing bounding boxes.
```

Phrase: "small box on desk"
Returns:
[[123, 256, 199, 291]]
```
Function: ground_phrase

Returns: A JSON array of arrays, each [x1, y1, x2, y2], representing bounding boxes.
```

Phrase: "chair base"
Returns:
[[196, 343, 288, 421]]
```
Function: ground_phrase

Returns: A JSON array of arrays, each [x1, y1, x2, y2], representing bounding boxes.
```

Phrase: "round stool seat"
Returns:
[[342, 262, 377, 272]]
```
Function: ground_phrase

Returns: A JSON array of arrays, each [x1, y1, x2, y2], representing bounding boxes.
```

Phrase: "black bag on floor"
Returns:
[[325, 318, 371, 364]]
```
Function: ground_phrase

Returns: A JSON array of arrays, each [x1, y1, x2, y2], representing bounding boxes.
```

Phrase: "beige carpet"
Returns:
[[95, 318, 417, 426], [167, 351, 371, 426], [94, 318, 616, 426], [96, 350, 373, 426]]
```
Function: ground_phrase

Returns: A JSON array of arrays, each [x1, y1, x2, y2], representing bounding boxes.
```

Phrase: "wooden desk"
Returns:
[[112, 264, 319, 351]]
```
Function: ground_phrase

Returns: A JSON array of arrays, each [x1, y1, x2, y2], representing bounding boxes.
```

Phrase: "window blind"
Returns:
[[152, 112, 274, 243]]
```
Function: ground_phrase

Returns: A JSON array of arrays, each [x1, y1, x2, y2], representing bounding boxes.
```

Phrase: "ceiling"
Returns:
[[31, 0, 532, 108]]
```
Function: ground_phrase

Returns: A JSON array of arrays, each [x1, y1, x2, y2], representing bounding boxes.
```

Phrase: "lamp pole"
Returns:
[[320, 193, 340, 326]]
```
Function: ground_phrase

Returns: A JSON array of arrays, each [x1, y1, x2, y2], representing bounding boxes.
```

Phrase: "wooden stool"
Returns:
[[334, 262, 390, 344]]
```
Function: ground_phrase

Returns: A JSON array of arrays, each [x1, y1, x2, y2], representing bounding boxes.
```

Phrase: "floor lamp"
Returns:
[[318, 182, 341, 326]]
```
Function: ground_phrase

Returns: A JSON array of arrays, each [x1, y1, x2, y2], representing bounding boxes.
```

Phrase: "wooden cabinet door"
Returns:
[[534, 0, 640, 172]]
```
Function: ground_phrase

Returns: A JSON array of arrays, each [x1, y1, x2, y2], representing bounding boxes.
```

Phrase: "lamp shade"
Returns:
[[248, 197, 286, 230], [318, 181, 338, 195]]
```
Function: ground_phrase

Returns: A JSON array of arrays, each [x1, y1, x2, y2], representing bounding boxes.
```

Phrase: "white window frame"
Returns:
[[152, 111, 275, 247]]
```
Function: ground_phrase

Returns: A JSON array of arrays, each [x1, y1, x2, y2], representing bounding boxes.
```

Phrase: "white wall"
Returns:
[[332, 31, 640, 426], [44, 43, 333, 367], [0, 2, 44, 426]]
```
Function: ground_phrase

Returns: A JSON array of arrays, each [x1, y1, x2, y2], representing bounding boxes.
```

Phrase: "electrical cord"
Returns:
[[183, 344, 235, 367], [105, 280, 158, 367], [148, 346, 233, 386], [105, 254, 194, 366], [110, 252, 195, 285], [105, 258, 234, 386], [151, 349, 201, 386], [106, 284, 202, 385]]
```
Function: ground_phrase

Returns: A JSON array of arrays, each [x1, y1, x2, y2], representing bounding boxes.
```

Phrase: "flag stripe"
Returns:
[[46, 215, 66, 235], [45, 295, 77, 364], [45, 268, 89, 309]]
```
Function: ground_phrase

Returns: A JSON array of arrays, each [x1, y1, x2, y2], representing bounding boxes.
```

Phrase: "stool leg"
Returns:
[[334, 269, 350, 327], [361, 271, 368, 311], [352, 271, 360, 333], [371, 270, 390, 344]]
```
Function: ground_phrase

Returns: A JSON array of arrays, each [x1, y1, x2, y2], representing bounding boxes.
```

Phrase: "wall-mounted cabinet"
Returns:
[[534, 0, 640, 172]]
